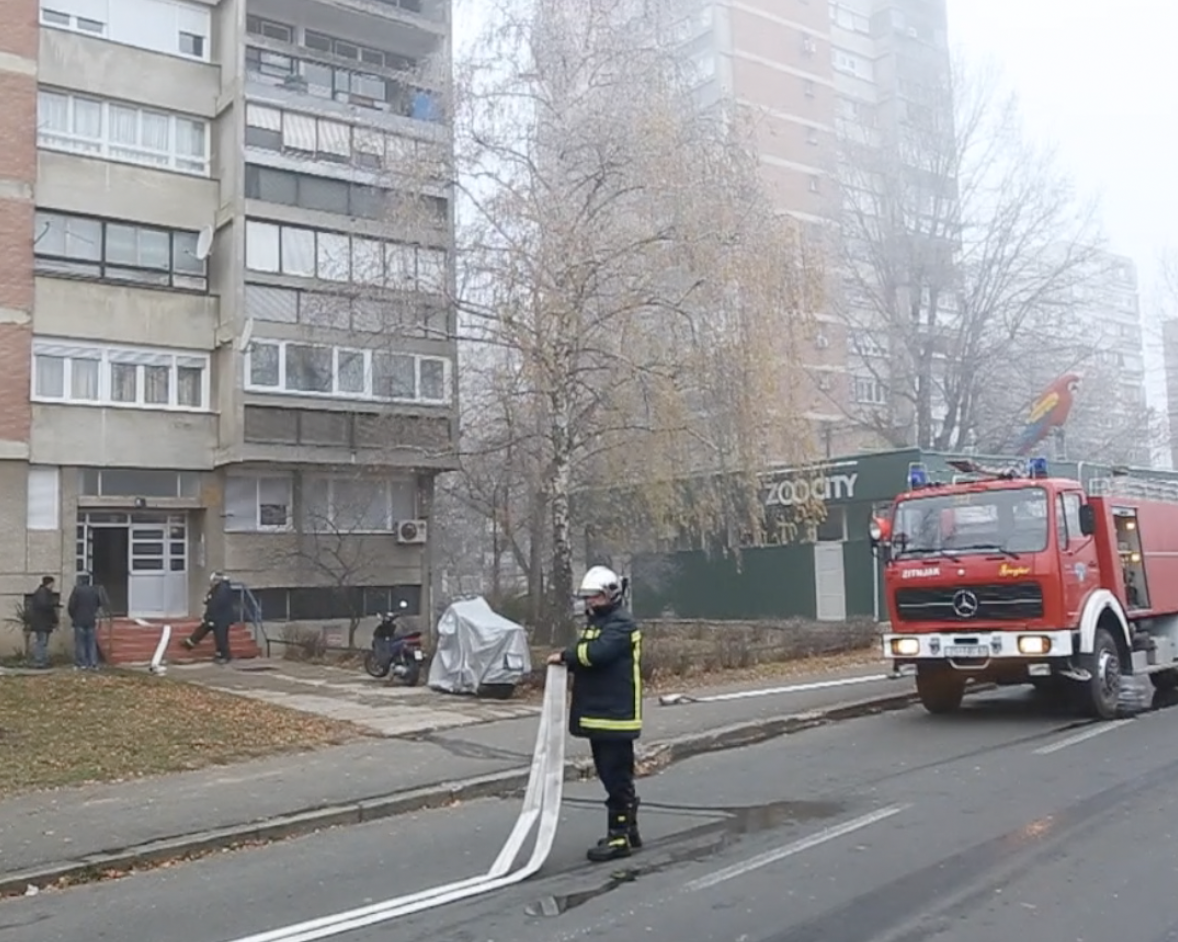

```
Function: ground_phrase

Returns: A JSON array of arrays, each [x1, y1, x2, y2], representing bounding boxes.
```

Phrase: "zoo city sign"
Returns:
[[764, 470, 859, 508]]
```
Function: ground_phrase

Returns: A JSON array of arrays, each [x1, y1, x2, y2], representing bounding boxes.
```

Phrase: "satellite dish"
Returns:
[[195, 225, 214, 261], [237, 317, 255, 353]]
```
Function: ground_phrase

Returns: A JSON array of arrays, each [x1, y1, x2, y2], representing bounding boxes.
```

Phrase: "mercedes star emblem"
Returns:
[[952, 589, 980, 618]]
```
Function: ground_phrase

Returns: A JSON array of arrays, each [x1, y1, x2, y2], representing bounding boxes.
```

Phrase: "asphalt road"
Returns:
[[8, 686, 1178, 942]]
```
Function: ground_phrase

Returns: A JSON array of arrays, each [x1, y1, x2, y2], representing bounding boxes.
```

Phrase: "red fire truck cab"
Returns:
[[874, 458, 1178, 719]]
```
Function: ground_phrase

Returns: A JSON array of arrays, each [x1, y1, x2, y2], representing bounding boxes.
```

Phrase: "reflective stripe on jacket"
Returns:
[[562, 604, 642, 740]]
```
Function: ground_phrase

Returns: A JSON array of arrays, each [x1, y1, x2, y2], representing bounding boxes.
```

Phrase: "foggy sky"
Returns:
[[948, 0, 1176, 434]]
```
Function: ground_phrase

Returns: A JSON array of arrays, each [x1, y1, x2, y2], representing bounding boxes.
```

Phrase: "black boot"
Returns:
[[627, 798, 642, 849], [594, 799, 642, 851], [587, 811, 632, 863]]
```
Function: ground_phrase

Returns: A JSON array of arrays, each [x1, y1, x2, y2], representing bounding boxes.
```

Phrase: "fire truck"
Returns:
[[872, 457, 1178, 720]]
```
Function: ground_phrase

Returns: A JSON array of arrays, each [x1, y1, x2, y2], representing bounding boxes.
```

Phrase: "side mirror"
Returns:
[[1078, 504, 1096, 537]]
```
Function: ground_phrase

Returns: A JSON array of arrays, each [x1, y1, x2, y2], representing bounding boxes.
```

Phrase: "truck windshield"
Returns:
[[892, 487, 1049, 557]]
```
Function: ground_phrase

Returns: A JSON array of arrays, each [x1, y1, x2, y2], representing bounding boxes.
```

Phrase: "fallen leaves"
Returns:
[[0, 670, 362, 799]]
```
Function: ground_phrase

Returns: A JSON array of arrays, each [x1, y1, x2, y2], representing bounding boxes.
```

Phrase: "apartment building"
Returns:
[[1037, 250, 1150, 465], [661, 0, 955, 457], [0, 0, 455, 628]]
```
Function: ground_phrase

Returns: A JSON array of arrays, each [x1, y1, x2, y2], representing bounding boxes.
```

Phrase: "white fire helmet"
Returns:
[[576, 565, 623, 603]]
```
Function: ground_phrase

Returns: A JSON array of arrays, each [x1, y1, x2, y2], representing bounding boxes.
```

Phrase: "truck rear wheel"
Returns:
[[1082, 628, 1122, 720], [916, 670, 966, 715]]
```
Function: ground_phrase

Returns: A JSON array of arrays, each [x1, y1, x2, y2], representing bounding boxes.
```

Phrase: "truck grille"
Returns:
[[894, 583, 1044, 623]]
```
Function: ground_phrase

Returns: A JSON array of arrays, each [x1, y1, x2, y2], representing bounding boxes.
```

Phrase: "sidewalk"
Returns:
[[0, 664, 914, 891]]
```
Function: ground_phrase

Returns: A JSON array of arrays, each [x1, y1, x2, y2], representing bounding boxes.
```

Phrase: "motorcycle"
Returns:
[[363, 601, 425, 686]]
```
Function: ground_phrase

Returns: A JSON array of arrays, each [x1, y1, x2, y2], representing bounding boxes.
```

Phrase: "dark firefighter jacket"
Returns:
[[561, 604, 642, 740], [203, 580, 235, 630]]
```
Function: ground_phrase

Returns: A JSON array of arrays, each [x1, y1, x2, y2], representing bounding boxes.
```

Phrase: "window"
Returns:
[[243, 102, 446, 180], [245, 46, 400, 113], [245, 340, 450, 404], [31, 340, 210, 411], [244, 283, 446, 337], [852, 332, 887, 358], [224, 476, 292, 532], [809, 175, 820, 193], [853, 376, 887, 405], [178, 31, 204, 57], [244, 165, 388, 219], [37, 89, 210, 176], [40, 6, 105, 34], [300, 477, 411, 533], [833, 50, 873, 80], [244, 218, 446, 291], [35, 212, 207, 290], [246, 15, 293, 42], [40, 0, 211, 62]]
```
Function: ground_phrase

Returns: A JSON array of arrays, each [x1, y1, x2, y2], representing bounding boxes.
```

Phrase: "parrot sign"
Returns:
[[1011, 373, 1081, 457]]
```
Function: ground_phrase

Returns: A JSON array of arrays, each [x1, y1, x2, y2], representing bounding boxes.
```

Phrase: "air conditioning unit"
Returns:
[[396, 519, 428, 544], [815, 332, 830, 348]]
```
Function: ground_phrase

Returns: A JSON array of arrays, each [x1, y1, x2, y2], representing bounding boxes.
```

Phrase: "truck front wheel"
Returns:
[[1082, 628, 1122, 720], [916, 670, 966, 715]]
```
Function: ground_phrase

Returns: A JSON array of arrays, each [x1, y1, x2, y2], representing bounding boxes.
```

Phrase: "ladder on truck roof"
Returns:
[[1088, 476, 1178, 502]]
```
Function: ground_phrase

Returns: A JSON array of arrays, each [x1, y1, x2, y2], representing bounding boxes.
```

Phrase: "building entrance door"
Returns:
[[127, 514, 189, 618]]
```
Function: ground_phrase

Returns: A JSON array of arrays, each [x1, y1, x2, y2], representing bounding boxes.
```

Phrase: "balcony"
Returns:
[[249, 0, 447, 59], [245, 44, 447, 132]]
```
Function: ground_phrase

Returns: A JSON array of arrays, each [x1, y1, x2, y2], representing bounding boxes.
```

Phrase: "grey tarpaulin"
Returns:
[[427, 596, 532, 694]]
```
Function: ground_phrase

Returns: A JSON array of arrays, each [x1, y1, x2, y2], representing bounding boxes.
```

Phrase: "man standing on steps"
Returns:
[[182, 573, 235, 664], [548, 565, 643, 863]]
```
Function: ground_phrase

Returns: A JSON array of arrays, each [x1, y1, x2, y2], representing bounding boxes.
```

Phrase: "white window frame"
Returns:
[[245, 339, 451, 405], [244, 218, 447, 293], [37, 88, 210, 176], [39, 5, 106, 36], [31, 338, 211, 412], [852, 376, 888, 406]]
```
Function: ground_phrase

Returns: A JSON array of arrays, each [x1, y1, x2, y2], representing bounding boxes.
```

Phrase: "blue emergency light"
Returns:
[[1028, 457, 1048, 479], [908, 463, 929, 489]]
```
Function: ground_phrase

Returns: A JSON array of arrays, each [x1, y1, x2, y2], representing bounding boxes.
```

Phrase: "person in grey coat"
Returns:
[[67, 573, 103, 671]]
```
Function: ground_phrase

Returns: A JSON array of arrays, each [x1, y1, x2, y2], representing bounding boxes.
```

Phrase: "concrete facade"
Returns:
[[0, 0, 455, 637]]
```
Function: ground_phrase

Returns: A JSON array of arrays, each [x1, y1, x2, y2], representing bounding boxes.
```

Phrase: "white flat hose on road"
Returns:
[[222, 664, 568, 942]]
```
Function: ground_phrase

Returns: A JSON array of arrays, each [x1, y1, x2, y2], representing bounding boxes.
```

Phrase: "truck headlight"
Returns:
[[1018, 635, 1052, 655], [891, 637, 920, 657]]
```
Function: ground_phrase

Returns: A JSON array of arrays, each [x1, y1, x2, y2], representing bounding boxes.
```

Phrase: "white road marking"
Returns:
[[660, 673, 896, 706], [682, 804, 909, 892], [1033, 719, 1133, 755]]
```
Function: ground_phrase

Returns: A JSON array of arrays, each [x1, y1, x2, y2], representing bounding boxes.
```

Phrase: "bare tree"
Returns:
[[450, 0, 823, 641], [830, 55, 1105, 451]]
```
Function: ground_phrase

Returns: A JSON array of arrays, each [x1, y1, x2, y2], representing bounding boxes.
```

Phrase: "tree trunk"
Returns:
[[549, 451, 575, 647], [548, 358, 576, 647]]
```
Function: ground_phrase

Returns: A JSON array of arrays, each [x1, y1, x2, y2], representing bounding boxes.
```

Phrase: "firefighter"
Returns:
[[548, 565, 643, 862]]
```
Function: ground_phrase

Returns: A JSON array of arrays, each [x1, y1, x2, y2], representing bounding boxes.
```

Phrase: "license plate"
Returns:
[[945, 645, 989, 658], [413, 649, 424, 661]]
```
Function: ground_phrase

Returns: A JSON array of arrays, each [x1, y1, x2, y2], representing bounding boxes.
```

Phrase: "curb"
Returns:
[[0, 681, 984, 896]]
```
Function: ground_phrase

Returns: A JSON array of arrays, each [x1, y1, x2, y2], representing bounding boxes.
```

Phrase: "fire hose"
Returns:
[[224, 663, 568, 942]]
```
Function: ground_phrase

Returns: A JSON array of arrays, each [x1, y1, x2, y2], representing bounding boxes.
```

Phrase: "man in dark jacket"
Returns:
[[67, 573, 103, 670], [29, 575, 59, 669], [182, 573, 235, 663], [549, 565, 643, 862]]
